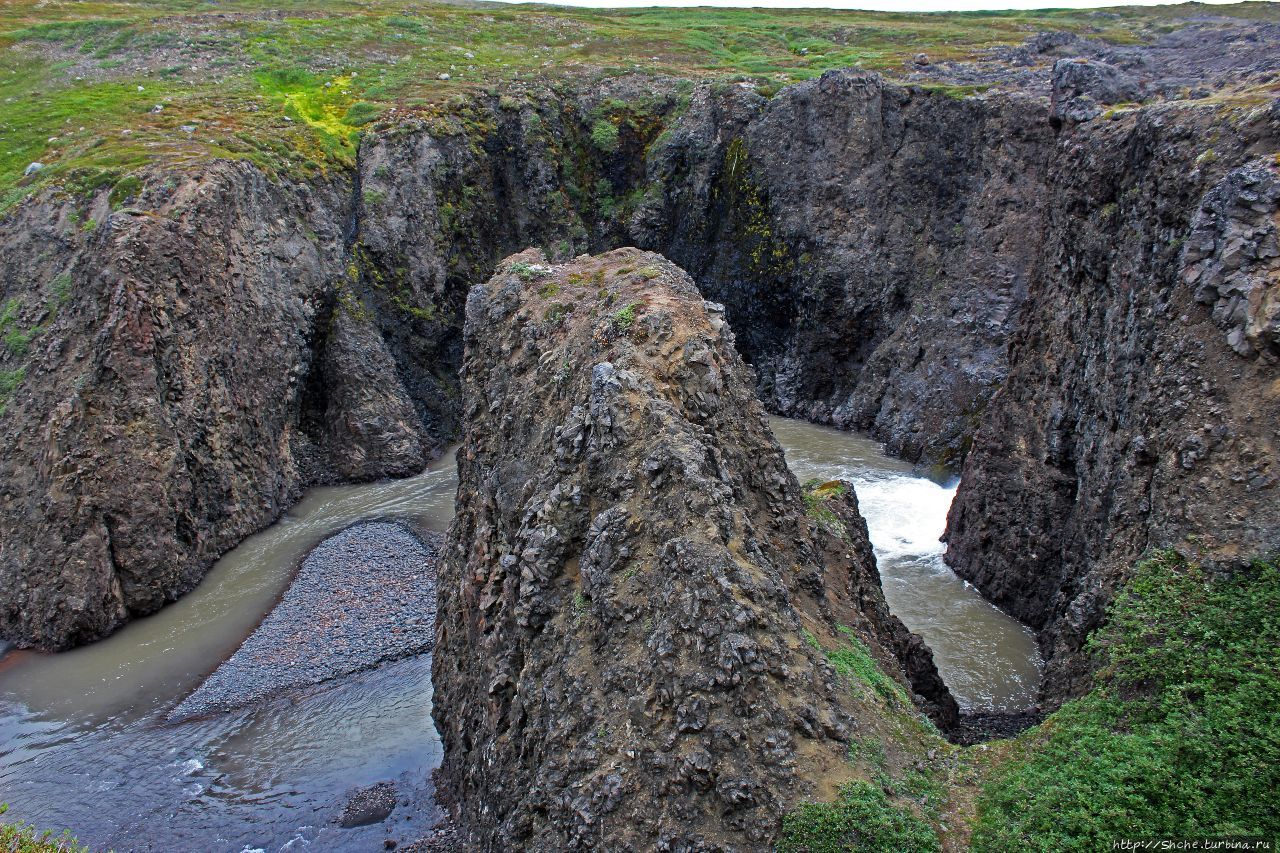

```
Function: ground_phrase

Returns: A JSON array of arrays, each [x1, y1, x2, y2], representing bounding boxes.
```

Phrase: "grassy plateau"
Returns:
[[2, 0, 1279, 210]]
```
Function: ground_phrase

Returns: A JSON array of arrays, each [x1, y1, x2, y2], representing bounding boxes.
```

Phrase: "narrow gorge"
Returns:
[[0, 5, 1278, 849]]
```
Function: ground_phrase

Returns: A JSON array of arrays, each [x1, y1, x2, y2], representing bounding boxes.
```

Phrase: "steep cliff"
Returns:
[[0, 163, 436, 648], [633, 73, 1052, 466], [433, 248, 952, 849], [945, 102, 1280, 699]]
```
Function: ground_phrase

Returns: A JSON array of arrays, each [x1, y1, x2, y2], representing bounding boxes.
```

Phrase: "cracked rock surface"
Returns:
[[433, 248, 952, 850]]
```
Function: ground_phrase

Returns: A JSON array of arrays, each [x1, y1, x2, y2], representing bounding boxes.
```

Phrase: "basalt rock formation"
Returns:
[[945, 109, 1280, 700], [0, 163, 439, 649], [433, 248, 953, 849], [1, 16, 1277, 710]]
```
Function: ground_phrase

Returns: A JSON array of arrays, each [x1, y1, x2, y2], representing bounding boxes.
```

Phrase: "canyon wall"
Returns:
[[633, 72, 1052, 466], [0, 162, 442, 648], [2, 55, 1276, 708], [434, 248, 951, 849], [945, 102, 1280, 698]]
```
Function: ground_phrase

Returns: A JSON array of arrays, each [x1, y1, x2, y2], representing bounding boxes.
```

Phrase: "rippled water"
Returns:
[[0, 418, 1039, 850], [770, 416, 1042, 710], [0, 453, 458, 852]]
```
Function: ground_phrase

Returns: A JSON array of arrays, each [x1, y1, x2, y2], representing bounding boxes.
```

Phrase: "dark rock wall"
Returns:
[[945, 103, 1280, 700], [633, 73, 1053, 466], [434, 248, 950, 850], [0, 163, 347, 648]]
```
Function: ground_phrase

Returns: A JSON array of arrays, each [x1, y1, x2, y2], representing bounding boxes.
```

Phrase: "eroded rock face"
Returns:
[[434, 249, 951, 850], [945, 104, 1280, 701], [1049, 58, 1144, 125], [633, 71, 1052, 466], [0, 163, 440, 649]]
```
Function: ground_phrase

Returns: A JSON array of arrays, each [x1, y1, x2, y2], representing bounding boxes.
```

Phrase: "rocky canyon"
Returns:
[[0, 1, 1277, 849]]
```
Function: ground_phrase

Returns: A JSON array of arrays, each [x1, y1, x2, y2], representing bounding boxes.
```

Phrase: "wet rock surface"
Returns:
[[168, 521, 439, 721], [434, 248, 952, 850]]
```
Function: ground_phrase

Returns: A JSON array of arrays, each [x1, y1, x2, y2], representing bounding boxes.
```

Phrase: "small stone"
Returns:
[[338, 781, 397, 828], [23, 162, 43, 177]]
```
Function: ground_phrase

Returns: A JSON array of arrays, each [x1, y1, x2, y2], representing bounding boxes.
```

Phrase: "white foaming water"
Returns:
[[768, 416, 1042, 711], [853, 476, 957, 565]]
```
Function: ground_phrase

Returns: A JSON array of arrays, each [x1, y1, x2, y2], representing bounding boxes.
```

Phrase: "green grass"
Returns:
[[778, 780, 939, 853], [1, 0, 1276, 210], [828, 626, 910, 706], [508, 260, 549, 282], [973, 551, 1280, 851], [802, 478, 849, 538]]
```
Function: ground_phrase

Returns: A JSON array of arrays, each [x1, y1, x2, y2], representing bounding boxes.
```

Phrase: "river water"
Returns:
[[0, 418, 1039, 851]]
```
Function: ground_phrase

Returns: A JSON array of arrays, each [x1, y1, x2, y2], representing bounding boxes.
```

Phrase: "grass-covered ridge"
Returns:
[[3, 0, 1279, 209], [974, 551, 1280, 851]]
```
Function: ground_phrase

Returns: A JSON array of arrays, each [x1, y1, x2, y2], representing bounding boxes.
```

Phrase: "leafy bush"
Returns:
[[589, 119, 619, 154], [778, 780, 939, 853], [973, 552, 1280, 851], [0, 804, 89, 852]]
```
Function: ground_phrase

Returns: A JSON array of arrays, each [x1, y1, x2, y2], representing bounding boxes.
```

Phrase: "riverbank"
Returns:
[[168, 521, 441, 722]]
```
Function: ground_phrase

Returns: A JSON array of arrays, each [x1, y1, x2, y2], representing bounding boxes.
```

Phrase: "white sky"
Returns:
[[493, 0, 1253, 11]]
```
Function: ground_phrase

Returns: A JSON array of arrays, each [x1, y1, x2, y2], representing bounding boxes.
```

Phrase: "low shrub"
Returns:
[[973, 552, 1280, 851], [778, 780, 939, 853]]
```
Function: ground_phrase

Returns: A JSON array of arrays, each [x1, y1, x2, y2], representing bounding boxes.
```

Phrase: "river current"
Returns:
[[0, 418, 1038, 851]]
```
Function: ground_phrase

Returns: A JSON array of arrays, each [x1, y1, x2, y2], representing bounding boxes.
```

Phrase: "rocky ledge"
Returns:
[[432, 248, 954, 850], [168, 520, 439, 721]]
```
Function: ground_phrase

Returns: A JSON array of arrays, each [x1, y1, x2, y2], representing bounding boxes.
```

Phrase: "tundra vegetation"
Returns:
[[4, 0, 1279, 209]]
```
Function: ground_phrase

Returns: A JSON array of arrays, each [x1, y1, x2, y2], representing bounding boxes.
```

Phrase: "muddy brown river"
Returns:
[[0, 418, 1038, 851]]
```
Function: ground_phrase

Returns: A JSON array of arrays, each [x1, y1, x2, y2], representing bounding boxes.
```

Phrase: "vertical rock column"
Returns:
[[434, 248, 951, 850]]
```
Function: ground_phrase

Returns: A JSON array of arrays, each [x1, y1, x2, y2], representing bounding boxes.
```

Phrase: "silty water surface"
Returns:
[[769, 416, 1042, 710], [0, 452, 457, 852], [0, 418, 1038, 851]]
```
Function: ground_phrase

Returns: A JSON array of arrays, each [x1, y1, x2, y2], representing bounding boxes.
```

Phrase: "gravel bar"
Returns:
[[168, 521, 440, 721]]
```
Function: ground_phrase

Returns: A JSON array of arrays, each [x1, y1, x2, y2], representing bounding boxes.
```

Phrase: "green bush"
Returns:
[[0, 804, 89, 852], [973, 552, 1280, 851], [589, 119, 619, 154], [778, 780, 939, 853]]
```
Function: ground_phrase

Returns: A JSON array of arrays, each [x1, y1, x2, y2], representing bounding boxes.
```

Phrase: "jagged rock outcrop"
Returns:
[[945, 103, 1280, 700], [1049, 58, 1144, 125], [434, 248, 952, 850], [0, 163, 441, 649]]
